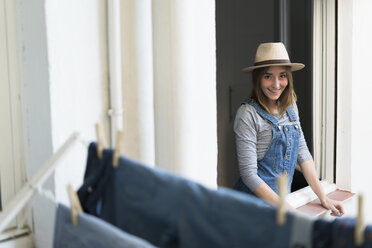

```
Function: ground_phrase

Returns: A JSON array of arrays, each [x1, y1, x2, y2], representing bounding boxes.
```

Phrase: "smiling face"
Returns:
[[259, 66, 288, 107]]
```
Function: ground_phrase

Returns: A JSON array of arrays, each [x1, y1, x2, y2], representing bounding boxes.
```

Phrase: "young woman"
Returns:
[[233, 42, 344, 215]]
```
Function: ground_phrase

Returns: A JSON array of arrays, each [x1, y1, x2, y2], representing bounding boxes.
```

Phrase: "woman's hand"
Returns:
[[300, 160, 345, 217], [320, 197, 344, 216]]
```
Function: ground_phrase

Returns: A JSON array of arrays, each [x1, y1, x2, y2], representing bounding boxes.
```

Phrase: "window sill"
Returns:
[[287, 180, 337, 208], [0, 227, 33, 246], [287, 180, 355, 218]]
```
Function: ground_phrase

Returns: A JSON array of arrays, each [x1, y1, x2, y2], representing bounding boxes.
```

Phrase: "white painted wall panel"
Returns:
[[337, 0, 372, 224], [350, 0, 372, 224], [121, 0, 155, 166], [16, 0, 109, 246], [153, 0, 217, 188], [45, 0, 110, 205]]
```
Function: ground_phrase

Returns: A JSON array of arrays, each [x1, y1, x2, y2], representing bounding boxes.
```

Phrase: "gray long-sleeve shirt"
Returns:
[[234, 101, 313, 192]]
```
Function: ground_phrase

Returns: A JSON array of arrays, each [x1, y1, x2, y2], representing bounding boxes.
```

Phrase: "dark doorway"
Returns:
[[216, 0, 314, 192]]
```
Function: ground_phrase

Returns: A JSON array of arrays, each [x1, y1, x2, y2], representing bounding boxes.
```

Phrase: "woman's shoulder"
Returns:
[[235, 101, 264, 128], [237, 101, 258, 117], [291, 101, 299, 116], [234, 102, 261, 132]]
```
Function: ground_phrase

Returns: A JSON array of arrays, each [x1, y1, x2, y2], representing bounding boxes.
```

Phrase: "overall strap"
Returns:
[[286, 104, 297, 122], [242, 99, 278, 125]]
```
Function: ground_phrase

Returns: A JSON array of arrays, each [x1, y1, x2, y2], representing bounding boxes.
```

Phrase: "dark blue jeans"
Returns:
[[79, 143, 304, 248], [312, 218, 372, 248], [53, 204, 156, 248]]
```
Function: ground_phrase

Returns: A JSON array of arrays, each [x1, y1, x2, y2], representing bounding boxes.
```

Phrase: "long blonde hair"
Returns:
[[251, 66, 296, 116]]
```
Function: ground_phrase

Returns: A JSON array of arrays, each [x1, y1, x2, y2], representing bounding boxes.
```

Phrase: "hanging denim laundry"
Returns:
[[78, 142, 313, 248], [312, 217, 372, 248], [53, 204, 156, 248]]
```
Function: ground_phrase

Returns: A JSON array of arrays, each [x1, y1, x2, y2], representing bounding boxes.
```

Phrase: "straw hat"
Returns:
[[242, 42, 305, 72]]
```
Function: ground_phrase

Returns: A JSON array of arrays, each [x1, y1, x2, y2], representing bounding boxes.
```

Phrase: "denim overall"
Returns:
[[234, 99, 301, 195]]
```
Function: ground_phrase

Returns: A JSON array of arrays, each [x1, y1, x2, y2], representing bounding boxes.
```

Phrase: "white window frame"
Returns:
[[312, 0, 336, 182], [0, 0, 29, 243], [334, 0, 353, 191]]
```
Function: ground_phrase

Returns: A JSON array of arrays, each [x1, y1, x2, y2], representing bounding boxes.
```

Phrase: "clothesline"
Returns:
[[0, 132, 80, 233]]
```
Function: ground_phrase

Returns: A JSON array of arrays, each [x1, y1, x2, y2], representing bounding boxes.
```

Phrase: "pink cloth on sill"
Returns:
[[297, 190, 354, 215]]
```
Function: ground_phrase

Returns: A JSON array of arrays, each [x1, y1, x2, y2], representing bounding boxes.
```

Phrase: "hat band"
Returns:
[[254, 59, 291, 66]]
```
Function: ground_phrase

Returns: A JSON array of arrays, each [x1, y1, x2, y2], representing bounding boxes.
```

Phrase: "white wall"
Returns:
[[337, 0, 372, 223], [349, 0, 372, 223], [45, 0, 110, 202], [16, 0, 54, 247], [121, 0, 155, 166], [17, 0, 110, 247], [16, 0, 216, 246], [121, 0, 217, 188], [152, 0, 217, 188], [0, 0, 18, 213], [46, 1, 110, 246]]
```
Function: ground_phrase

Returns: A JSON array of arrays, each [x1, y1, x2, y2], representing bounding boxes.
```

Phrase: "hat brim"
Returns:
[[242, 63, 305, 73]]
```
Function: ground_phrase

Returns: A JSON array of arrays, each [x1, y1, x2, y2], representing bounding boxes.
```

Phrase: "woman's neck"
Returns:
[[267, 101, 278, 114]]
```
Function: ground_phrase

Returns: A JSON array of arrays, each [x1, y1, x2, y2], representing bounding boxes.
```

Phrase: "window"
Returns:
[[216, 0, 337, 192]]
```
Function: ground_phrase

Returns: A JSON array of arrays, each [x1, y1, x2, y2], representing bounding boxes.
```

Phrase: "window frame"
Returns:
[[334, 0, 353, 191], [312, 0, 336, 182], [0, 0, 27, 236]]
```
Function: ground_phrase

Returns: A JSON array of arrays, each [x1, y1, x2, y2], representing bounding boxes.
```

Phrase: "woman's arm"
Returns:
[[254, 182, 279, 204], [300, 160, 344, 216], [294, 102, 344, 215], [254, 183, 298, 212], [234, 105, 264, 192]]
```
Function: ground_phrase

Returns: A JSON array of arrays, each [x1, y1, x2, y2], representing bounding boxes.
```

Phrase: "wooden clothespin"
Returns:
[[67, 184, 83, 226], [95, 123, 107, 159], [113, 130, 123, 168], [277, 174, 288, 226], [355, 193, 365, 246]]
